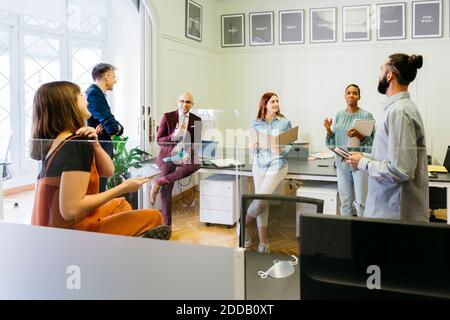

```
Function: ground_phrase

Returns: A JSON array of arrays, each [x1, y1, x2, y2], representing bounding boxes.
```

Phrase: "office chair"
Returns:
[[240, 193, 324, 300], [1, 138, 19, 209], [239, 193, 324, 249]]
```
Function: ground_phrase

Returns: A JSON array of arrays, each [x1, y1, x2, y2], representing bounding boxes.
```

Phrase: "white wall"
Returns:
[[140, 0, 221, 198], [215, 0, 450, 162], [108, 0, 222, 148], [147, 0, 220, 116], [141, 0, 450, 162]]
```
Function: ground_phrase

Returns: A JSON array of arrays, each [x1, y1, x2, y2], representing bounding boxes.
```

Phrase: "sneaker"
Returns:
[[150, 179, 161, 205], [257, 242, 270, 253], [237, 223, 252, 247], [142, 225, 172, 240], [244, 231, 252, 248]]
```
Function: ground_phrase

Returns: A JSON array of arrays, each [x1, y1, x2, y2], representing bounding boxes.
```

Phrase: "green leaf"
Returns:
[[108, 137, 151, 189]]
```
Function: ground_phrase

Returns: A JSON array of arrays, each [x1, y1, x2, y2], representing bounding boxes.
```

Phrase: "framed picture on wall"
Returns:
[[221, 14, 245, 47], [412, 0, 442, 38], [279, 10, 304, 44], [310, 8, 336, 43], [343, 5, 370, 41], [185, 0, 202, 42], [249, 11, 274, 46], [377, 3, 406, 40]]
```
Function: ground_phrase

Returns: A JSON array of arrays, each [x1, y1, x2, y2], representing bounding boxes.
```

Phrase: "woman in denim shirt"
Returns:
[[324, 84, 374, 216], [245, 92, 293, 253]]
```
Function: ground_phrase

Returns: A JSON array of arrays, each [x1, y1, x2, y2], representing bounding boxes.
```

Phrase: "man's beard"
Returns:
[[377, 75, 390, 94]]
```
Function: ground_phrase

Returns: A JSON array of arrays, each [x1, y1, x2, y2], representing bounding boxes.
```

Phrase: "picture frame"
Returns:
[[249, 11, 274, 46], [279, 9, 304, 45], [221, 14, 245, 47], [185, 0, 202, 42], [310, 8, 336, 43], [377, 3, 406, 40], [343, 5, 370, 41], [412, 0, 442, 39]]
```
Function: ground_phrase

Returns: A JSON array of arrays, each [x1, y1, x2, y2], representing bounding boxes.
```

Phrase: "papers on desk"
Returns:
[[428, 165, 448, 173], [309, 151, 334, 159], [348, 119, 375, 147], [209, 158, 243, 168]]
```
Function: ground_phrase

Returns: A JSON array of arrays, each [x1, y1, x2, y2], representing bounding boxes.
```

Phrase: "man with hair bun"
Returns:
[[347, 53, 428, 222]]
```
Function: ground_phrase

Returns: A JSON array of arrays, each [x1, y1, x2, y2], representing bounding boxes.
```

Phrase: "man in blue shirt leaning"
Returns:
[[86, 63, 124, 192]]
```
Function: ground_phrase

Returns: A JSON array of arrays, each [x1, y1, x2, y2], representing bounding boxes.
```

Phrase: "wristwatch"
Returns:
[[116, 124, 123, 136]]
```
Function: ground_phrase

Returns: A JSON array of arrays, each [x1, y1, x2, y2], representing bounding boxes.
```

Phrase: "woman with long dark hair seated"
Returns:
[[30, 81, 170, 239]]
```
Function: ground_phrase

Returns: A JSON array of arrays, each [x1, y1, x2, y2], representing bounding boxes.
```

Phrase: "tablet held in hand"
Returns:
[[331, 146, 351, 159]]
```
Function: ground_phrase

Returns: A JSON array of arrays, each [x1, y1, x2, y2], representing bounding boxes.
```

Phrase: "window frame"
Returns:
[[0, 2, 109, 177]]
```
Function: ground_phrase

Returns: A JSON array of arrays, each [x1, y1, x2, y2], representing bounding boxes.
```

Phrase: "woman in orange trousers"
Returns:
[[30, 81, 170, 239]]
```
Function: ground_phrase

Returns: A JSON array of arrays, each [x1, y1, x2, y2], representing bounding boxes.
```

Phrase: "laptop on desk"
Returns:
[[444, 146, 450, 172], [198, 140, 218, 166], [208, 158, 243, 168]]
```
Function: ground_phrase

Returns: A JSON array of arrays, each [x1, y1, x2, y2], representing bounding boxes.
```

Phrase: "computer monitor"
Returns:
[[300, 213, 450, 299], [198, 140, 218, 160], [287, 142, 309, 160], [443, 145, 450, 172]]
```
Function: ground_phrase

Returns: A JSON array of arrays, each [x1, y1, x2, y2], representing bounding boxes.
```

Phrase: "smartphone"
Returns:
[[331, 147, 351, 159]]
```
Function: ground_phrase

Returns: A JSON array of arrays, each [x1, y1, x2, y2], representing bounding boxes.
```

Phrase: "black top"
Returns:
[[39, 135, 94, 178]]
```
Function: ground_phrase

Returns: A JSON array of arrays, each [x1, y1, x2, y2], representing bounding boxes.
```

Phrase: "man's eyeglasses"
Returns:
[[106, 73, 118, 80], [179, 99, 193, 105]]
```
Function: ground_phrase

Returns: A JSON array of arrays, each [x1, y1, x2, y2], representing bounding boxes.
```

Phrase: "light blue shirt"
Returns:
[[251, 116, 293, 172], [358, 92, 429, 222], [178, 109, 190, 124], [326, 108, 374, 171]]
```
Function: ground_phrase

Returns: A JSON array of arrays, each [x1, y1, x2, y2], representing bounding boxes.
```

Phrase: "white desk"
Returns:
[[429, 179, 450, 224], [200, 158, 450, 224]]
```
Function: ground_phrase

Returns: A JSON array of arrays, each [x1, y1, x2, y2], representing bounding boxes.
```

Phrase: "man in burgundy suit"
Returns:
[[151, 92, 202, 225]]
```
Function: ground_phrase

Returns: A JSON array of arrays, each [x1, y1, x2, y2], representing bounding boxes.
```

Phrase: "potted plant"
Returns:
[[107, 136, 151, 209]]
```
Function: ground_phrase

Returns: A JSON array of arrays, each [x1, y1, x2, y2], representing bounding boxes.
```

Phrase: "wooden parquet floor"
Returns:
[[171, 191, 299, 256], [4, 188, 299, 255]]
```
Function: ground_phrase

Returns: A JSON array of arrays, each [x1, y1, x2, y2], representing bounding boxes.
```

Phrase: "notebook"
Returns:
[[251, 126, 299, 149], [348, 119, 375, 147]]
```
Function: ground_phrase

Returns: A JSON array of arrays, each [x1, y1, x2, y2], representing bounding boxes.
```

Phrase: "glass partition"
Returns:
[[240, 194, 323, 300]]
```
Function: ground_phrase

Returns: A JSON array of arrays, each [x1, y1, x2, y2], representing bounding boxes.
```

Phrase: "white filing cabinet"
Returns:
[[296, 181, 340, 236], [200, 175, 238, 226]]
